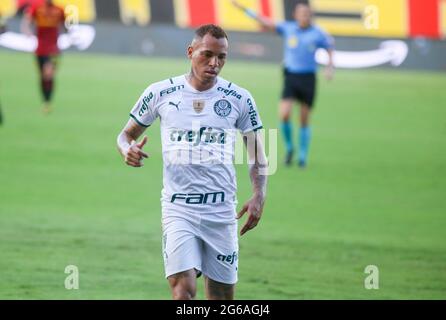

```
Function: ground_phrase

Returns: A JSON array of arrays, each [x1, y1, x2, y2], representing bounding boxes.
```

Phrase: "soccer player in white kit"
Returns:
[[117, 24, 267, 300]]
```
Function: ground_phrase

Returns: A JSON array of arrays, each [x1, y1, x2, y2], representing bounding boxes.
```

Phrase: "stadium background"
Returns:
[[2, 0, 446, 38], [0, 0, 445, 299]]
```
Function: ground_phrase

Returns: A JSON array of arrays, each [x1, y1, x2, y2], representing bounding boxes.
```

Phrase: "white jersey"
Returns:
[[130, 75, 263, 220]]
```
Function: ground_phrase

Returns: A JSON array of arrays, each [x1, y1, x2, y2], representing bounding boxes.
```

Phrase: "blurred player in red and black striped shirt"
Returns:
[[22, 0, 66, 114]]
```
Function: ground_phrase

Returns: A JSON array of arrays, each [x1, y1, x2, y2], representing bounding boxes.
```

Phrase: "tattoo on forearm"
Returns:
[[250, 162, 267, 197], [244, 133, 268, 197]]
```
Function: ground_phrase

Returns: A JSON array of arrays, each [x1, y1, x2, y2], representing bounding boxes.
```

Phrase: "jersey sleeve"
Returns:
[[275, 22, 287, 36], [236, 92, 263, 134], [129, 86, 158, 127], [317, 28, 334, 50]]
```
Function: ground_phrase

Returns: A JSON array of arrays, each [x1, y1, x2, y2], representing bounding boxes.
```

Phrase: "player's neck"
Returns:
[[186, 71, 217, 92]]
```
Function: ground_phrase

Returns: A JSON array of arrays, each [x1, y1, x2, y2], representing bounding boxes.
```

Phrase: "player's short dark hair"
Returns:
[[195, 24, 228, 40]]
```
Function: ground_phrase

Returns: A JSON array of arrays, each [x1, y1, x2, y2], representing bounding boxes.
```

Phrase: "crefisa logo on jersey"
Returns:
[[170, 127, 226, 146], [247, 98, 258, 127], [138, 92, 154, 117], [214, 99, 232, 117], [217, 87, 242, 100]]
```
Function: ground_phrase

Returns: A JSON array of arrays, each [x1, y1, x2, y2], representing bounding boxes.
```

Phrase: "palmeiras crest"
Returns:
[[213, 99, 232, 117]]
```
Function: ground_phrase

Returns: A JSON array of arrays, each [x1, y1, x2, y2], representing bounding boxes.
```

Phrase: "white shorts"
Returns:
[[161, 210, 239, 285]]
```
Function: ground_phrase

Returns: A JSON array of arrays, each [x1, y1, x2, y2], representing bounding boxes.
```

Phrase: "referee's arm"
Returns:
[[231, 0, 276, 32], [324, 48, 335, 81]]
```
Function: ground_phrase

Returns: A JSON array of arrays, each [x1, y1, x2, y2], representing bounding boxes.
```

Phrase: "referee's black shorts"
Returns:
[[36, 55, 59, 72], [281, 69, 316, 108]]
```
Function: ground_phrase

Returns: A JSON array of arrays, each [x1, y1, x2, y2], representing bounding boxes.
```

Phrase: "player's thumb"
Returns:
[[136, 136, 148, 149]]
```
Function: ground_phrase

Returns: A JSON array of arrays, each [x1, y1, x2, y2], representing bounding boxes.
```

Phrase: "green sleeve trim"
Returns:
[[129, 114, 150, 128], [242, 126, 263, 134], [253, 126, 263, 132]]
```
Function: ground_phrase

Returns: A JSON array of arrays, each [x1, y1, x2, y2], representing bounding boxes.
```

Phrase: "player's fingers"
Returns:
[[125, 156, 140, 164], [132, 160, 143, 167], [126, 153, 141, 162], [240, 221, 254, 236], [138, 149, 149, 159], [240, 215, 258, 236], [136, 136, 148, 149], [125, 159, 142, 167], [128, 148, 145, 159], [240, 222, 250, 236], [236, 204, 248, 219], [126, 153, 143, 164]]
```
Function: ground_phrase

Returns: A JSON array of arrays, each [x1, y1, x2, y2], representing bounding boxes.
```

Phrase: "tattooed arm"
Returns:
[[237, 130, 268, 236]]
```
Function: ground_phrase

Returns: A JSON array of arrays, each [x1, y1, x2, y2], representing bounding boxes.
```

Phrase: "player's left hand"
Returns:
[[237, 193, 265, 236]]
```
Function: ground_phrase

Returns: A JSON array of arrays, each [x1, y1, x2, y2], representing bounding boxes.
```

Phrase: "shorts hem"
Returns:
[[201, 271, 238, 285], [165, 265, 202, 279], [280, 97, 314, 108]]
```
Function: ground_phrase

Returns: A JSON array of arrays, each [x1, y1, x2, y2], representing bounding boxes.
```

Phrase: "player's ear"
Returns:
[[187, 46, 193, 59]]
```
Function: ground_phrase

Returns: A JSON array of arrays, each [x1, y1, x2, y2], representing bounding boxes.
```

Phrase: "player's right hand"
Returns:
[[125, 136, 149, 167]]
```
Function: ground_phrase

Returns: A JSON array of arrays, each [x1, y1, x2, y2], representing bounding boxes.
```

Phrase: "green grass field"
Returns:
[[1, 50, 445, 299]]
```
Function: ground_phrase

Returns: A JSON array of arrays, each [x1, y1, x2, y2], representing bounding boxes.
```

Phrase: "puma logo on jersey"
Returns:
[[169, 101, 181, 110]]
